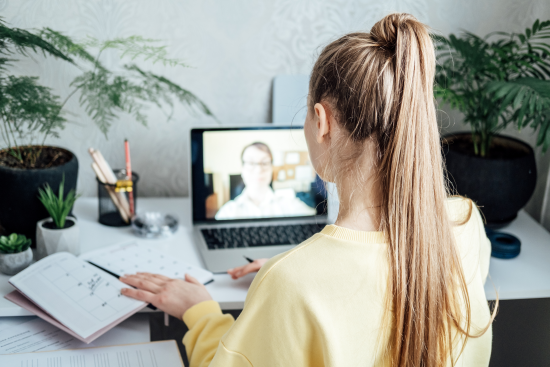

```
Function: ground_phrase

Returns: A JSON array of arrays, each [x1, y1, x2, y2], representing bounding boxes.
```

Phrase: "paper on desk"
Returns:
[[0, 339, 184, 366], [0, 317, 92, 355], [80, 241, 214, 285]]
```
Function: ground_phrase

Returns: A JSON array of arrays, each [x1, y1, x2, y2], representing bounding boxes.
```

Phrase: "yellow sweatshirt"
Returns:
[[183, 198, 492, 366]]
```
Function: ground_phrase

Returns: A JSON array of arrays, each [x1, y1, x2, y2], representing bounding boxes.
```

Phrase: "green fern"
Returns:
[[435, 19, 550, 156], [1, 20, 215, 168], [83, 35, 189, 68], [46, 33, 214, 136], [0, 18, 73, 64], [39, 28, 106, 71], [0, 76, 66, 164]]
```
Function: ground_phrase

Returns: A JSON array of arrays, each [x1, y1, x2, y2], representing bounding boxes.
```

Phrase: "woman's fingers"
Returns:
[[228, 262, 261, 279], [130, 272, 169, 286], [185, 274, 202, 285], [227, 264, 246, 278], [228, 258, 269, 279], [228, 263, 254, 274], [136, 272, 171, 282], [120, 274, 163, 293], [121, 287, 156, 303]]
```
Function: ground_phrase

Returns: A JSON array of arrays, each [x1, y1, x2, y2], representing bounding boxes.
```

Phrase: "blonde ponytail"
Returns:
[[310, 13, 492, 366]]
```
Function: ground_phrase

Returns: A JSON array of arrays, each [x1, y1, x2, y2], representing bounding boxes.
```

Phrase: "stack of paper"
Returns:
[[1, 340, 184, 366]]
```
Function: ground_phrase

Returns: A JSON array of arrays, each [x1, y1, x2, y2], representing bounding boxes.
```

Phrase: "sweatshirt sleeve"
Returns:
[[182, 300, 235, 367], [208, 247, 326, 367]]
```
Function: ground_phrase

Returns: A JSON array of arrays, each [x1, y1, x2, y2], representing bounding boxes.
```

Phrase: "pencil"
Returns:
[[91, 162, 129, 223], [89, 148, 131, 222], [124, 139, 135, 216]]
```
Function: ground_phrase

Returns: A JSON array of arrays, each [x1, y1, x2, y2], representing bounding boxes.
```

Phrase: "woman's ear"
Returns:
[[314, 103, 330, 144]]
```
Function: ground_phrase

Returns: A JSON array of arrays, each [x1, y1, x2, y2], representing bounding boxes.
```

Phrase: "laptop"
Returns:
[[190, 126, 327, 273]]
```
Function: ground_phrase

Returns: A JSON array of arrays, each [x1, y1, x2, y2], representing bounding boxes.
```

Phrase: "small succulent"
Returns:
[[0, 233, 32, 254]]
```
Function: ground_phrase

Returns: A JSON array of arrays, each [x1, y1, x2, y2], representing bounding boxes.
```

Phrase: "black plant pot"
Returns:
[[443, 133, 536, 228], [0, 147, 78, 245]]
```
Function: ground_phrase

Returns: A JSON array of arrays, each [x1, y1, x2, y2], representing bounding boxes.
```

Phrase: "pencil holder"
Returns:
[[97, 169, 139, 227]]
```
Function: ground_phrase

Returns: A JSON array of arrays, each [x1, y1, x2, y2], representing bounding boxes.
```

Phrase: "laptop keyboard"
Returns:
[[201, 224, 325, 250]]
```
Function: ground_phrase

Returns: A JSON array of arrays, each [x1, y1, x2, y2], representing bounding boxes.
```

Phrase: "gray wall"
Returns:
[[2, 0, 550, 228]]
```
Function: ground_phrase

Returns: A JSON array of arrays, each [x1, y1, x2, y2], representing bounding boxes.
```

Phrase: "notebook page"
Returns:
[[80, 242, 214, 285], [9, 252, 146, 339], [0, 340, 184, 366]]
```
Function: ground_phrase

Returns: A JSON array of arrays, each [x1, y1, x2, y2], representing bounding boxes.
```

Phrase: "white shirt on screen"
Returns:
[[214, 188, 316, 220]]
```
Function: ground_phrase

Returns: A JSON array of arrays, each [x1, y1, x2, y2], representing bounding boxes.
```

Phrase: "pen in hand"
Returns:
[[244, 256, 254, 263]]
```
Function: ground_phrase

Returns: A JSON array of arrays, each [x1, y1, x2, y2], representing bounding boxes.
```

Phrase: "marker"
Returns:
[[244, 256, 254, 263]]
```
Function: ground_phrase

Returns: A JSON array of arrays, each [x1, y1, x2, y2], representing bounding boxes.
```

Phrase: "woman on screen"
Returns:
[[214, 142, 316, 220]]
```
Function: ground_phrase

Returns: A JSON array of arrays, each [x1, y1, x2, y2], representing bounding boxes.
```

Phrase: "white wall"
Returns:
[[2, 0, 550, 226]]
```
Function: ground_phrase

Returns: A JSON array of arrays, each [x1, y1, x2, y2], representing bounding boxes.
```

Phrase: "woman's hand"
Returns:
[[120, 272, 212, 318], [227, 258, 269, 279]]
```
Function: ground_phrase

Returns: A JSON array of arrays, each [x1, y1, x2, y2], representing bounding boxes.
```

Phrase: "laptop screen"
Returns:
[[191, 126, 327, 223]]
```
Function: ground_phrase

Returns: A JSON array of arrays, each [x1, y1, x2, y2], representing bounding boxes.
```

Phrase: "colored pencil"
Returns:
[[88, 148, 131, 222], [124, 139, 135, 216]]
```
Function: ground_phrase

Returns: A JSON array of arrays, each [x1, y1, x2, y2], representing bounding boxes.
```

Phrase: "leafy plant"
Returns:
[[435, 19, 550, 157], [0, 18, 72, 167], [0, 233, 32, 254], [38, 174, 79, 229], [0, 18, 215, 168]]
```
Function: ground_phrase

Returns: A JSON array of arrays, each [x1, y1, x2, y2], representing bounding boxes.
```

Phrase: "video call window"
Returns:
[[202, 129, 325, 221]]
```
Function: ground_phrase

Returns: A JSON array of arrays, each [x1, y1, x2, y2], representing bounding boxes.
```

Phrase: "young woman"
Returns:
[[120, 13, 494, 367]]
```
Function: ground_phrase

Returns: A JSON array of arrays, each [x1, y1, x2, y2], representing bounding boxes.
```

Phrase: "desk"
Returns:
[[0, 198, 254, 317], [484, 210, 550, 300], [1, 198, 550, 317]]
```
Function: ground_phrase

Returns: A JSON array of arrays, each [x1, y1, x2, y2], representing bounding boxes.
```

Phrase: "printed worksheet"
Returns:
[[9, 252, 146, 340], [0, 318, 91, 354], [1, 340, 184, 366], [80, 242, 214, 285]]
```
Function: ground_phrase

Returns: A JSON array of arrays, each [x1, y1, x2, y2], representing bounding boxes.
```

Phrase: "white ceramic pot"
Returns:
[[36, 216, 80, 259], [0, 247, 33, 275]]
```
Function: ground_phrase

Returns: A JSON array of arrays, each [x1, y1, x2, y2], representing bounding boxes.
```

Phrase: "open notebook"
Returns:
[[5, 242, 214, 344]]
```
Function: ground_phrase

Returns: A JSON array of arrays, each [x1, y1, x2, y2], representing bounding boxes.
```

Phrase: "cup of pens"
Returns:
[[96, 170, 139, 226], [89, 140, 138, 227]]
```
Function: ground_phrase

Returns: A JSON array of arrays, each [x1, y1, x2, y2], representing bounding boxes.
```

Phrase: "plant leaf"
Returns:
[[0, 18, 73, 63]]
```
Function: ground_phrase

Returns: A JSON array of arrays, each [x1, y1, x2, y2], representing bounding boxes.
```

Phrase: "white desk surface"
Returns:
[[1, 197, 549, 316]]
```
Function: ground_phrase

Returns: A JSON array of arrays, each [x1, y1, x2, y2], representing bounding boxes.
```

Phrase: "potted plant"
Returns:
[[0, 233, 33, 275], [435, 19, 550, 227], [0, 20, 78, 244], [0, 20, 215, 242], [36, 175, 80, 259]]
